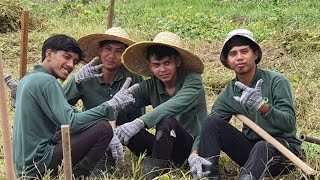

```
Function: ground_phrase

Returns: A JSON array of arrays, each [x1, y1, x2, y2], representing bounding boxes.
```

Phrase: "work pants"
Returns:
[[200, 115, 300, 179]]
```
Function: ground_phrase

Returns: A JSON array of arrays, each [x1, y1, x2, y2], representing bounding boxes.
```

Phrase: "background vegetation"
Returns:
[[0, 0, 319, 179]]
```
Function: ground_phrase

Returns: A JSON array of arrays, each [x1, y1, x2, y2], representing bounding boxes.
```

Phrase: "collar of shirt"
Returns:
[[34, 65, 52, 76], [155, 69, 184, 96], [96, 66, 126, 85]]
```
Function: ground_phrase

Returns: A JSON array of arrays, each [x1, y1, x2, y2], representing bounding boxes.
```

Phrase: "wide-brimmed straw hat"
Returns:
[[79, 27, 135, 63], [220, 29, 262, 69], [122, 32, 204, 77]]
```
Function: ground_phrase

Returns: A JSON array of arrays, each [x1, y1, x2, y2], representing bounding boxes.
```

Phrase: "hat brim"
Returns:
[[122, 41, 204, 77], [79, 34, 135, 63]]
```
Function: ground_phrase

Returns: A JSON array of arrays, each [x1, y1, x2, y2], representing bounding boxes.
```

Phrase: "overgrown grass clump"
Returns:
[[0, 0, 24, 33], [1, 0, 320, 179]]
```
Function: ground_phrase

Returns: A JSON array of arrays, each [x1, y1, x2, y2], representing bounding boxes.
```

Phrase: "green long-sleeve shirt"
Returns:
[[132, 69, 208, 150], [13, 65, 115, 177], [211, 68, 301, 151], [63, 66, 145, 124]]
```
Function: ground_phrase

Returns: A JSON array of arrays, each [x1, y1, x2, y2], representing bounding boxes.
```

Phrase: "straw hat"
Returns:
[[78, 27, 135, 63], [122, 32, 204, 77], [220, 29, 262, 69]]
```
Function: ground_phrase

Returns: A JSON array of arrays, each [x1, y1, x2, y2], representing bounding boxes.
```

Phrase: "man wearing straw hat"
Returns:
[[62, 27, 149, 174], [194, 29, 302, 180], [115, 31, 208, 179], [12, 34, 138, 178]]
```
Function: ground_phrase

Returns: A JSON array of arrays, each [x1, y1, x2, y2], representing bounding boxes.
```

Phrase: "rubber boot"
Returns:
[[73, 157, 97, 178], [90, 154, 116, 177], [239, 173, 257, 180], [142, 157, 168, 180], [202, 156, 220, 180]]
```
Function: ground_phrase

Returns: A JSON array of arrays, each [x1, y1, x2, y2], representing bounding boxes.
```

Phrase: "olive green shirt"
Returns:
[[211, 68, 301, 151], [132, 69, 208, 151], [13, 65, 115, 177], [63, 66, 145, 124]]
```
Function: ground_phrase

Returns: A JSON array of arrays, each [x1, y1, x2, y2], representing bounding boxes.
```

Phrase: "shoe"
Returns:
[[142, 157, 168, 180]]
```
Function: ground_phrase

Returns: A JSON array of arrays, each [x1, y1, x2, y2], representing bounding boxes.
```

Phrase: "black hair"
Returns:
[[146, 45, 179, 61], [98, 40, 128, 48], [41, 34, 83, 62], [222, 35, 260, 59]]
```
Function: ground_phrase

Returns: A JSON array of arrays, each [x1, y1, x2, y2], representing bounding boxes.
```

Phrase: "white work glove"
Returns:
[[107, 77, 139, 111], [234, 79, 264, 111], [115, 118, 144, 145], [109, 129, 124, 165], [188, 154, 212, 179], [74, 57, 103, 83], [4, 74, 18, 108]]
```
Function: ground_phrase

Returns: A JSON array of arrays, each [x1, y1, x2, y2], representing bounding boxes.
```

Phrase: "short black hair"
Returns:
[[222, 35, 260, 59], [41, 34, 83, 62], [98, 40, 128, 48], [146, 45, 179, 61]]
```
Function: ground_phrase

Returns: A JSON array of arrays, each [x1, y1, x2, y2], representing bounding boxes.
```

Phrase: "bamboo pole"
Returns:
[[300, 133, 320, 145], [107, 0, 115, 28], [235, 114, 317, 175], [20, 10, 29, 79], [61, 125, 73, 180], [0, 51, 16, 179]]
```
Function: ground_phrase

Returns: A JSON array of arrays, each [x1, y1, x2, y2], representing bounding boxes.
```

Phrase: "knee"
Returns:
[[156, 117, 176, 130], [253, 141, 268, 150], [202, 115, 225, 132], [251, 141, 269, 156], [95, 120, 113, 138]]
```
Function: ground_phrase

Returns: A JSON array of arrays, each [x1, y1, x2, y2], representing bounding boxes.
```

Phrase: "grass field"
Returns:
[[1, 0, 320, 179]]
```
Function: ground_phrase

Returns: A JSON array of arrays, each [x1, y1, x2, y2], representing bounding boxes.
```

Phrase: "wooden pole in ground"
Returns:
[[0, 51, 16, 179], [20, 10, 29, 80], [61, 125, 73, 180], [235, 114, 317, 175], [107, 0, 115, 28]]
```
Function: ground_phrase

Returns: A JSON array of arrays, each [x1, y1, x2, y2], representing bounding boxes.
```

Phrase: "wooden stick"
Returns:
[[107, 0, 116, 28], [20, 10, 29, 79], [300, 133, 320, 145], [0, 50, 16, 179], [61, 125, 73, 180], [235, 114, 317, 175]]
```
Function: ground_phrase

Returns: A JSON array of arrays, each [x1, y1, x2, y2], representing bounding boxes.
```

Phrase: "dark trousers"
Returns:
[[200, 115, 299, 180], [152, 117, 194, 166], [48, 120, 113, 176], [127, 129, 155, 157], [127, 117, 194, 166]]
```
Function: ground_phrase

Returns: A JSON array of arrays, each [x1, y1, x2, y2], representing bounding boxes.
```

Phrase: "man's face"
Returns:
[[45, 50, 78, 80], [99, 43, 127, 71], [227, 45, 257, 75], [149, 55, 181, 85]]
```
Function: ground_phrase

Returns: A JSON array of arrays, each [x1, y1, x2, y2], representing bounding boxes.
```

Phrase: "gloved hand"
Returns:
[[234, 79, 264, 111], [115, 118, 144, 145], [188, 154, 212, 179], [107, 77, 139, 111], [74, 57, 103, 83], [4, 74, 18, 108], [109, 129, 124, 165]]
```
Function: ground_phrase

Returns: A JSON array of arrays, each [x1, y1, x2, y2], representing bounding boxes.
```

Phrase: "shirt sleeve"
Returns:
[[140, 74, 203, 128], [40, 81, 115, 133], [262, 78, 296, 133]]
